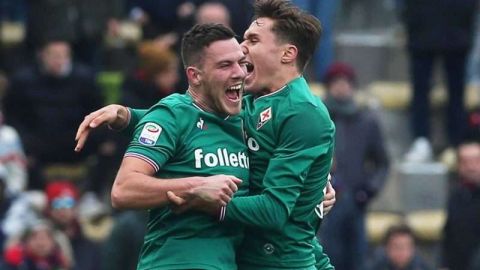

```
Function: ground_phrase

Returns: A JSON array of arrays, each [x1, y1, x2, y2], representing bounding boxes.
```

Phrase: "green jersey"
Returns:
[[126, 77, 334, 269], [224, 76, 335, 269], [126, 93, 249, 270]]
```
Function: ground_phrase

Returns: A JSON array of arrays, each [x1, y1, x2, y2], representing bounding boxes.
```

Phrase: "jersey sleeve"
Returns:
[[125, 105, 178, 172], [123, 108, 148, 135], [224, 105, 334, 229]]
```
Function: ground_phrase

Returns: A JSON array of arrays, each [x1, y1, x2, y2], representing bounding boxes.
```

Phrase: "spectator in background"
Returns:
[[3, 40, 104, 190], [196, 1, 231, 26], [0, 111, 27, 196], [400, 0, 478, 162], [1, 220, 69, 270], [319, 62, 389, 270], [44, 181, 101, 270], [369, 224, 433, 270], [120, 42, 179, 109], [441, 140, 480, 270]]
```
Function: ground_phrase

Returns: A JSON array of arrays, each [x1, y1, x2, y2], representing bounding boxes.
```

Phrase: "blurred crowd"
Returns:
[[0, 0, 479, 270]]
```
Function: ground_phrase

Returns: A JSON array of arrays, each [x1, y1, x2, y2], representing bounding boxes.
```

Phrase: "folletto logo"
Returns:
[[194, 148, 249, 169]]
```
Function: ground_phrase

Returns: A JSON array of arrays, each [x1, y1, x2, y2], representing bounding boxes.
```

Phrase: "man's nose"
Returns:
[[240, 42, 248, 54]]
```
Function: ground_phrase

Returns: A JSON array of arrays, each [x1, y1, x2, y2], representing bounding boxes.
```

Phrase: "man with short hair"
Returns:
[[109, 23, 249, 270], [76, 1, 335, 269]]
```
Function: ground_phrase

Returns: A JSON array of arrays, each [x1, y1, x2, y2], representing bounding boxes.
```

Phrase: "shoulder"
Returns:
[[284, 77, 329, 113], [283, 92, 332, 129], [146, 93, 191, 113], [139, 94, 194, 129]]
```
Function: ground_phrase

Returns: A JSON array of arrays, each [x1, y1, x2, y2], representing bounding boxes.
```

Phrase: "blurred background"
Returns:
[[0, 0, 479, 270]]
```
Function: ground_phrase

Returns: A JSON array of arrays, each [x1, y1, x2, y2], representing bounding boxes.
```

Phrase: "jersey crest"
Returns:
[[256, 107, 272, 130], [139, 122, 162, 146]]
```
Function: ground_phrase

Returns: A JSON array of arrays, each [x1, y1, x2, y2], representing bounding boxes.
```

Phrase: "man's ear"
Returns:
[[186, 66, 202, 86], [281, 44, 298, 65]]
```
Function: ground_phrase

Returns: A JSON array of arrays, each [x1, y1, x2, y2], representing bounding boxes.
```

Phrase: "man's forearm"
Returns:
[[111, 171, 203, 209]]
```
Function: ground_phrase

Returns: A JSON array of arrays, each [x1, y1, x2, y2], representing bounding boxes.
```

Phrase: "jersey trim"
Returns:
[[254, 85, 287, 103], [124, 152, 160, 172]]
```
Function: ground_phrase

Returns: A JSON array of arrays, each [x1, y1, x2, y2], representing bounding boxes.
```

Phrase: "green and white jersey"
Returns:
[[126, 78, 334, 269], [126, 93, 249, 270], [225, 76, 335, 269]]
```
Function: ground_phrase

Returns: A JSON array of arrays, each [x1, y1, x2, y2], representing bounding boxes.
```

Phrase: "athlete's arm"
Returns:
[[223, 106, 334, 230], [111, 103, 240, 209], [112, 156, 240, 209]]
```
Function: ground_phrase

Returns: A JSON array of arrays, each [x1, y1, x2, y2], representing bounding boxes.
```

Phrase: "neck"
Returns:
[[264, 66, 301, 93], [188, 88, 211, 111], [188, 87, 227, 116]]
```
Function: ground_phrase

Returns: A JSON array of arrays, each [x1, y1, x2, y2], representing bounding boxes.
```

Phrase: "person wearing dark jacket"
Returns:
[[369, 224, 433, 270], [441, 140, 480, 270], [3, 40, 104, 190], [319, 62, 390, 270]]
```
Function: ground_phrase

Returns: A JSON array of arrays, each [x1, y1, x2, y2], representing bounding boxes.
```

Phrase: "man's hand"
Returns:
[[190, 174, 242, 205], [323, 180, 336, 216], [167, 175, 242, 214], [167, 193, 221, 216], [74, 104, 129, 152]]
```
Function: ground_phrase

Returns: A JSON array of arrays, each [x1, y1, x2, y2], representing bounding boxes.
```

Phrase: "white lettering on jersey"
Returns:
[[194, 148, 249, 169], [247, 137, 260, 152]]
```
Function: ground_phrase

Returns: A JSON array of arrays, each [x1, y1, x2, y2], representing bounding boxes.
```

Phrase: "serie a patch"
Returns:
[[139, 122, 162, 146]]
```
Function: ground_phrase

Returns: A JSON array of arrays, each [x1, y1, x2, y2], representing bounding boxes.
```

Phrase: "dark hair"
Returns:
[[253, 0, 322, 71], [181, 23, 236, 68], [383, 224, 416, 245]]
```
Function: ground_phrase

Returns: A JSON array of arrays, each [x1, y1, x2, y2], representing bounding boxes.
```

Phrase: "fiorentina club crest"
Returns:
[[256, 107, 272, 130]]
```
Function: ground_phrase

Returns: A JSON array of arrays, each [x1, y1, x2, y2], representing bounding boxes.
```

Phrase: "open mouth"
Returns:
[[225, 83, 243, 102], [246, 62, 254, 74]]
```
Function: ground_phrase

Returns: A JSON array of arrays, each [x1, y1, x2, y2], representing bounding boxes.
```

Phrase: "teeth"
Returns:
[[228, 84, 242, 91]]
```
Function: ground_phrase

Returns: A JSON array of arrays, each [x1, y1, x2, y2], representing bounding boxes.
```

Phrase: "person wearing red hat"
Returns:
[[44, 181, 101, 270], [319, 62, 390, 270]]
